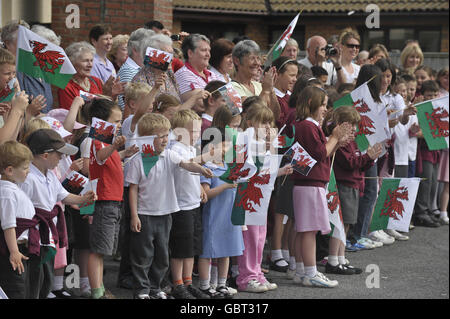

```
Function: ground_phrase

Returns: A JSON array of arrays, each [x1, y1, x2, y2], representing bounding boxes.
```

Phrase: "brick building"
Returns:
[[0, 0, 448, 53], [173, 0, 449, 53]]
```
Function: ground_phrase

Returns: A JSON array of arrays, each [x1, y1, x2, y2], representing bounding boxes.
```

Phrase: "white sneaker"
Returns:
[[440, 212, 449, 225], [286, 268, 296, 279], [225, 286, 238, 295], [361, 237, 383, 248], [379, 230, 395, 240], [302, 272, 338, 288], [369, 231, 394, 245], [385, 229, 409, 241], [239, 279, 268, 293], [357, 238, 376, 249], [292, 273, 304, 285], [260, 280, 278, 290]]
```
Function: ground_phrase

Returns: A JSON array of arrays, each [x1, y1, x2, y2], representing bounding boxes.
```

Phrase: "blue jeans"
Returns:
[[353, 165, 378, 239]]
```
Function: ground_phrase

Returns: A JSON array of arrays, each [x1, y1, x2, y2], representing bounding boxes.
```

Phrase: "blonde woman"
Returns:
[[108, 34, 130, 72], [400, 44, 424, 74]]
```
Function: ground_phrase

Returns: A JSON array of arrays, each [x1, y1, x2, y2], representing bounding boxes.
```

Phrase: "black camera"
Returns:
[[325, 44, 338, 56], [170, 34, 181, 41]]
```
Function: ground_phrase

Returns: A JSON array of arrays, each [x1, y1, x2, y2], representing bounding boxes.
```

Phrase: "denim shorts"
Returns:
[[89, 201, 122, 256]]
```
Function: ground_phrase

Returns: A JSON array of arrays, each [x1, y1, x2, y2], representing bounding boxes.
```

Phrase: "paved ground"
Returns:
[[103, 224, 448, 300]]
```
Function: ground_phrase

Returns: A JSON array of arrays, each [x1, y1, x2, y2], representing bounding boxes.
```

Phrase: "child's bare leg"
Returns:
[[328, 237, 340, 266], [182, 257, 194, 285], [88, 252, 103, 297], [170, 258, 184, 286], [217, 257, 229, 287], [198, 257, 211, 290], [300, 231, 317, 277]]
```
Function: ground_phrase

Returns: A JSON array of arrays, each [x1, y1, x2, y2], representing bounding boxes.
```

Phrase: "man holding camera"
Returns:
[[298, 35, 345, 87]]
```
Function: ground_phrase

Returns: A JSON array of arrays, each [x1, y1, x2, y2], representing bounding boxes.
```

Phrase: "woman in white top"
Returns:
[[338, 29, 361, 84], [209, 38, 235, 83]]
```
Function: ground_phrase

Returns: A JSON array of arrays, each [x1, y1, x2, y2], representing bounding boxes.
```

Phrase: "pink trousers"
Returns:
[[236, 225, 267, 290]]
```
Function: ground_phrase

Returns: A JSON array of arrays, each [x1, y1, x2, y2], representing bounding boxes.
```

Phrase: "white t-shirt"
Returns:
[[122, 115, 137, 187], [125, 148, 183, 216], [170, 141, 201, 210], [408, 114, 419, 162], [341, 63, 360, 84], [80, 127, 92, 159], [382, 92, 409, 165], [0, 180, 36, 241]]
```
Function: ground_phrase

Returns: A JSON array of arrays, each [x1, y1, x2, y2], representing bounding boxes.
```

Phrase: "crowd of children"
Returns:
[[0, 20, 448, 299]]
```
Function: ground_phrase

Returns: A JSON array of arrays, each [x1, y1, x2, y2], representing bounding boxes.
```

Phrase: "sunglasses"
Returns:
[[345, 44, 360, 49]]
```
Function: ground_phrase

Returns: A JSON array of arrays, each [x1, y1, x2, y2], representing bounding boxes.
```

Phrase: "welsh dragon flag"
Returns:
[[416, 95, 449, 150], [16, 25, 76, 89], [326, 170, 346, 245], [0, 79, 15, 103], [130, 136, 159, 177], [369, 178, 420, 233], [334, 81, 389, 152], [231, 153, 282, 226], [272, 124, 295, 149], [220, 127, 257, 184], [264, 12, 301, 68]]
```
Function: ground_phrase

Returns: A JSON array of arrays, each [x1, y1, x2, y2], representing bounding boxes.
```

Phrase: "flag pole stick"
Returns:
[[363, 177, 427, 180]]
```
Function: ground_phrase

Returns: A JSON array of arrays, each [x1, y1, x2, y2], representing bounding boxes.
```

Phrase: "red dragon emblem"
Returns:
[[226, 86, 242, 108], [29, 40, 65, 74], [90, 121, 115, 143], [146, 50, 171, 70], [380, 186, 409, 220], [227, 147, 251, 182], [0, 86, 12, 100], [63, 173, 87, 194], [292, 154, 314, 172], [142, 144, 156, 158], [235, 169, 271, 213], [353, 99, 375, 136], [327, 191, 339, 213], [425, 107, 449, 139]]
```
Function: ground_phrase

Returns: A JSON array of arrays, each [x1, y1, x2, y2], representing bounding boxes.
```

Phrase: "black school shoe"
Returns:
[[186, 285, 211, 299], [269, 259, 289, 273], [50, 289, 73, 299], [342, 262, 363, 275], [199, 287, 225, 299], [414, 214, 440, 228], [325, 263, 357, 275], [171, 284, 196, 299]]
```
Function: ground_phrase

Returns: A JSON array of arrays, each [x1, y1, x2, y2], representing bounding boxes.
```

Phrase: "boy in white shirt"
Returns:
[[168, 109, 210, 299], [0, 141, 34, 299], [21, 129, 96, 299], [126, 113, 212, 299], [118, 81, 160, 289]]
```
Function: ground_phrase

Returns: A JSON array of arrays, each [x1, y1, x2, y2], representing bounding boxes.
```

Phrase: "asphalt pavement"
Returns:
[[103, 224, 449, 300]]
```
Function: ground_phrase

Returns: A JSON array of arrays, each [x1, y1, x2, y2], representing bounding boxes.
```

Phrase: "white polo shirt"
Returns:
[[125, 148, 183, 216], [20, 163, 70, 211], [170, 141, 201, 211], [0, 180, 36, 241]]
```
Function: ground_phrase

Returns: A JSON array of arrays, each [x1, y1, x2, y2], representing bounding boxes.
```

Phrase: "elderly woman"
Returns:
[[1, 21, 49, 115], [209, 38, 235, 83], [400, 43, 424, 75], [231, 40, 280, 120], [108, 34, 130, 72], [133, 34, 206, 110], [281, 38, 299, 61], [175, 34, 220, 107], [338, 29, 361, 84], [117, 28, 155, 112], [57, 41, 103, 110], [132, 34, 180, 99]]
